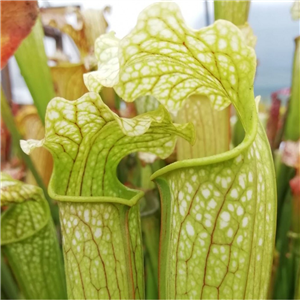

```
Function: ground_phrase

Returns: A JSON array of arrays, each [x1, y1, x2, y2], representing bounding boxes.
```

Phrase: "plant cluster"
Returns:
[[1, 1, 299, 300]]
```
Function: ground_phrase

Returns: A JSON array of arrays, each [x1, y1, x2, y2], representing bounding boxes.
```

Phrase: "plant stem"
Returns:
[[214, 0, 251, 26]]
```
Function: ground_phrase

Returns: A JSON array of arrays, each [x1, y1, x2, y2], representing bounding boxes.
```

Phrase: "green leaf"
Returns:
[[284, 36, 300, 141], [21, 91, 194, 299], [109, 3, 276, 298], [0, 173, 66, 299], [15, 18, 56, 122]]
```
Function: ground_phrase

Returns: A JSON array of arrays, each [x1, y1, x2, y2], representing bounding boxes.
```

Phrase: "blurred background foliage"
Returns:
[[1, 1, 299, 299]]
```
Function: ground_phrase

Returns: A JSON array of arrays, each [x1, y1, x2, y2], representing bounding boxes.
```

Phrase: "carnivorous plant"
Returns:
[[21, 93, 194, 299], [86, 3, 277, 299], [0, 173, 66, 299], [20, 2, 276, 299]]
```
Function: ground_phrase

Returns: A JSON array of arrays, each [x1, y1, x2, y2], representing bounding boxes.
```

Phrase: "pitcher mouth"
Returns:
[[151, 122, 257, 180], [48, 179, 145, 207]]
